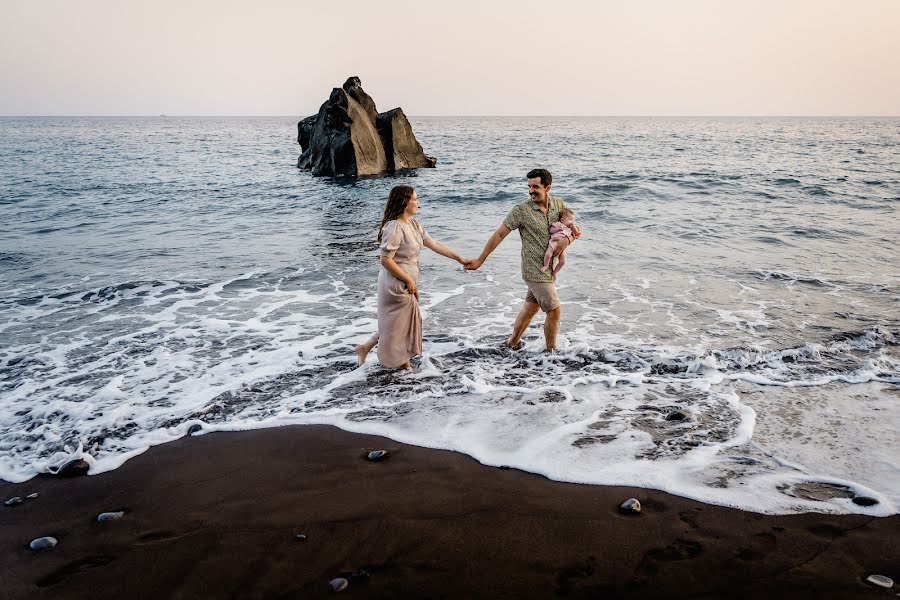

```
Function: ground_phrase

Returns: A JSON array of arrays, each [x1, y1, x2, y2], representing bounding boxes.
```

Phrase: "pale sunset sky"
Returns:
[[1, 0, 898, 116]]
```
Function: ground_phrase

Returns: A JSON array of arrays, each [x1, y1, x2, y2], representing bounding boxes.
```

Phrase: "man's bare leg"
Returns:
[[544, 306, 561, 352], [355, 334, 378, 366], [508, 302, 540, 348]]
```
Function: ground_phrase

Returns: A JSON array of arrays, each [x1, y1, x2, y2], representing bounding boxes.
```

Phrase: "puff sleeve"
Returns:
[[379, 220, 403, 258], [412, 219, 432, 246]]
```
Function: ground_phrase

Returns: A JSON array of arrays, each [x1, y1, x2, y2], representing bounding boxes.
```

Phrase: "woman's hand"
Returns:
[[406, 279, 419, 300]]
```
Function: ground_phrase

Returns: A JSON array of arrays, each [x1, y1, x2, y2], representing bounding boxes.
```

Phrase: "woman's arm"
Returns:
[[424, 237, 465, 264], [380, 255, 418, 298]]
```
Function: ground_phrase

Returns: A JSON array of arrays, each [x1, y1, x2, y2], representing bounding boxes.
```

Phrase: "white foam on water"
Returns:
[[0, 268, 898, 517]]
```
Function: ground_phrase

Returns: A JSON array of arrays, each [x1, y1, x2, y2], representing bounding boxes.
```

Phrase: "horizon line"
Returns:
[[1, 114, 899, 119]]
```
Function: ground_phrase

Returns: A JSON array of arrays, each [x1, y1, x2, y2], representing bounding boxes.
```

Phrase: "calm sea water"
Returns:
[[1, 116, 898, 514]]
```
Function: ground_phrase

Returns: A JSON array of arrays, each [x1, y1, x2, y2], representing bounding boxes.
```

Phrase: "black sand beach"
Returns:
[[1, 425, 897, 599]]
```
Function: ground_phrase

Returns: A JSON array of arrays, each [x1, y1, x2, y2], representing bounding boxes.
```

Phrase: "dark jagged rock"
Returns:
[[376, 108, 437, 171], [297, 77, 435, 177], [187, 424, 202, 436], [665, 411, 687, 422]]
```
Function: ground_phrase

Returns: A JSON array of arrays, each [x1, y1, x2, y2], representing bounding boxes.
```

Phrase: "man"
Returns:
[[465, 169, 574, 351]]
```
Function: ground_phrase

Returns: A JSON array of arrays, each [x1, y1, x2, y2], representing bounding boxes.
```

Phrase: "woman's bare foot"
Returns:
[[399, 361, 412, 369], [355, 345, 370, 367]]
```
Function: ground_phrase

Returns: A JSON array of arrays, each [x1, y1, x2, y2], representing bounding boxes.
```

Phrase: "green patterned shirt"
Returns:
[[503, 195, 568, 283]]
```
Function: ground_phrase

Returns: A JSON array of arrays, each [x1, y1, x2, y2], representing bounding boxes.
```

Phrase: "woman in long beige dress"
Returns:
[[356, 185, 467, 369]]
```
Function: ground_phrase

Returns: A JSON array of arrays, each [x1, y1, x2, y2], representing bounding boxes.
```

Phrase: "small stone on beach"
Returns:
[[620, 498, 641, 514], [865, 574, 893, 589], [29, 536, 58, 550], [5, 496, 23, 506], [367, 450, 388, 462], [295, 533, 307, 540], [866, 574, 893, 589], [26, 493, 39, 500], [97, 511, 125, 522], [329, 577, 349, 592], [187, 424, 202, 436], [852, 496, 879, 507]]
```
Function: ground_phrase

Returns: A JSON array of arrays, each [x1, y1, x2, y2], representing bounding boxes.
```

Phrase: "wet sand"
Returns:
[[1, 425, 897, 599]]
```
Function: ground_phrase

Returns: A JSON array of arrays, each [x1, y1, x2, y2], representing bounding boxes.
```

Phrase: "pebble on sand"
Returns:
[[620, 498, 642, 514], [329, 577, 349, 592], [865, 574, 893, 589], [367, 450, 388, 462], [295, 533, 307, 540], [5, 496, 23, 506], [26, 493, 39, 500], [29, 537, 58, 550], [97, 511, 125, 522]]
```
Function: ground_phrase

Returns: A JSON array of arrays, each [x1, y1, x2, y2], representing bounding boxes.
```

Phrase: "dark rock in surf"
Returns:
[[297, 77, 435, 177], [852, 496, 879, 507], [665, 411, 687, 422], [56, 459, 89, 477], [187, 424, 202, 436]]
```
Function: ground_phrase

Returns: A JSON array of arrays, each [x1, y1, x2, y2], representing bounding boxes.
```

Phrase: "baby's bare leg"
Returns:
[[552, 249, 567, 276], [540, 241, 559, 273]]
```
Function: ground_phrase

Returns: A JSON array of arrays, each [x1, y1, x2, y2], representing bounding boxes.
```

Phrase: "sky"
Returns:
[[1, 0, 899, 116]]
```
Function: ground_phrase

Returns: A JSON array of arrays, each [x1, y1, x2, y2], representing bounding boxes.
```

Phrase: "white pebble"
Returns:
[[97, 511, 125, 522], [866, 574, 893, 589], [29, 536, 58, 550]]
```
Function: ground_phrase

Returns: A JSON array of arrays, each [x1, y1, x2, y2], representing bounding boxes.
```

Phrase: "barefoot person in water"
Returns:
[[465, 169, 575, 352], [356, 185, 468, 369]]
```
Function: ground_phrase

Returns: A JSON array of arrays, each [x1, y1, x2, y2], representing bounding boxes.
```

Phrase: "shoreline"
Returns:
[[1, 425, 897, 599]]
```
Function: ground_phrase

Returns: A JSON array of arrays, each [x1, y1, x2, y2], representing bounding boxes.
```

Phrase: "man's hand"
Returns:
[[464, 258, 483, 271]]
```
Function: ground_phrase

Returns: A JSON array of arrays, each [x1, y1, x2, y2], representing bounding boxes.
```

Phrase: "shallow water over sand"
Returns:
[[1, 116, 898, 514]]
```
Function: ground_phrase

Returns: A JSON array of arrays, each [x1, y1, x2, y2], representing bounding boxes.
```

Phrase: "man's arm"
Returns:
[[465, 224, 512, 270]]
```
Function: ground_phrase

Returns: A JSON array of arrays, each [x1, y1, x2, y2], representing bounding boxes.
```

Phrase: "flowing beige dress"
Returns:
[[375, 219, 431, 368]]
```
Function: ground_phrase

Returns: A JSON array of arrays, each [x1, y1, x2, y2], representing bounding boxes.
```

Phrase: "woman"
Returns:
[[356, 185, 467, 369]]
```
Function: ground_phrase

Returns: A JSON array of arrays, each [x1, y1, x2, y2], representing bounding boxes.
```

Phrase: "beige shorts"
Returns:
[[524, 280, 560, 313]]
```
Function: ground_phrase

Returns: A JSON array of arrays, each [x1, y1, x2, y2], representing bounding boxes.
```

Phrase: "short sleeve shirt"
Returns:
[[503, 195, 567, 283]]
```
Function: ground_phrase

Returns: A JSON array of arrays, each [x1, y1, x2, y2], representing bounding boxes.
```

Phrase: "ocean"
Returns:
[[0, 116, 897, 515]]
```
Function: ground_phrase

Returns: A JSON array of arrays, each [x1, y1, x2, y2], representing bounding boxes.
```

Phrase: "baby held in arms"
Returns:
[[540, 208, 581, 276]]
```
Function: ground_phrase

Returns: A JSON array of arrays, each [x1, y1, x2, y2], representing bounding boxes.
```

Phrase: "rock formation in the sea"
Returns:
[[297, 77, 436, 177]]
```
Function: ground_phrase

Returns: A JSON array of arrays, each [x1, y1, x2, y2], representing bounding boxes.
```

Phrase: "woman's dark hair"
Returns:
[[377, 185, 416, 242], [526, 168, 552, 187]]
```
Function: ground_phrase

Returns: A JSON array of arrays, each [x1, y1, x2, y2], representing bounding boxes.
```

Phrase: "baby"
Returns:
[[540, 208, 581, 276]]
